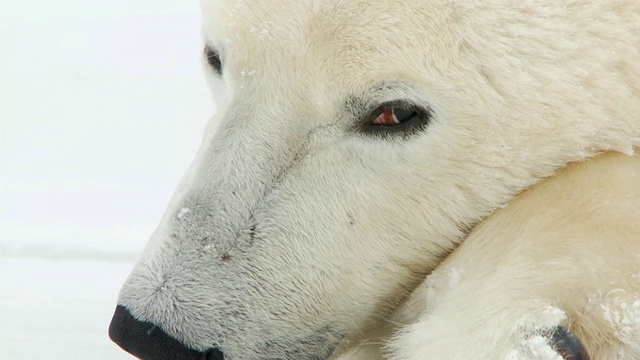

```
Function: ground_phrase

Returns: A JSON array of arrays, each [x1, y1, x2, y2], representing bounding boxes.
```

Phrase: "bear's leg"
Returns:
[[385, 151, 640, 359]]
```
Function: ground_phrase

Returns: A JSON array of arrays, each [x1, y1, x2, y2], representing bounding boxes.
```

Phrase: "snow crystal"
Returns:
[[601, 297, 640, 345], [424, 267, 465, 305], [447, 267, 465, 288], [507, 304, 566, 360], [177, 207, 190, 219], [518, 303, 566, 331], [248, 21, 270, 40], [525, 336, 563, 359], [506, 350, 520, 360], [506, 336, 563, 360], [538, 306, 567, 329], [239, 69, 256, 77]]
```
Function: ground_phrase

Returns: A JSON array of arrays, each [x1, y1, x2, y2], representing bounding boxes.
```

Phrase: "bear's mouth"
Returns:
[[109, 304, 346, 360]]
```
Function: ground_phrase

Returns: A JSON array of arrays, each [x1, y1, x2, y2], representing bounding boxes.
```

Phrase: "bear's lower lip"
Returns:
[[108, 305, 224, 360]]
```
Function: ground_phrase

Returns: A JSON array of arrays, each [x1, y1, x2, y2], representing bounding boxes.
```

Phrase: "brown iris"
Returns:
[[372, 107, 418, 126]]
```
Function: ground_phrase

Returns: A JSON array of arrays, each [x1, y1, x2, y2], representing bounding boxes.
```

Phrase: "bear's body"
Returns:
[[109, 1, 640, 359], [336, 150, 640, 359]]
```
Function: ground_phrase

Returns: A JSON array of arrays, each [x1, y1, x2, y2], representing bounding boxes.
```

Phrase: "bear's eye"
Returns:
[[360, 102, 431, 137], [204, 46, 222, 74], [372, 107, 417, 126]]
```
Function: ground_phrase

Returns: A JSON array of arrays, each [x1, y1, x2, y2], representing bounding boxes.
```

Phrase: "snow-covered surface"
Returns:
[[0, 258, 136, 359], [1, 0, 213, 358]]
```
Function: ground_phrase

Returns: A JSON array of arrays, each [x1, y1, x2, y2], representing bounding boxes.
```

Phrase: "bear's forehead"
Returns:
[[202, 0, 460, 48], [201, 0, 467, 92]]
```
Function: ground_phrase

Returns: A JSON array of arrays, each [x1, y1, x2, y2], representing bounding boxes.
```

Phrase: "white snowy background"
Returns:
[[0, 0, 214, 358]]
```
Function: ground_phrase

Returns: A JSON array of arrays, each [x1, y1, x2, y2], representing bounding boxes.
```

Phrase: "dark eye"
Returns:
[[372, 107, 418, 126], [204, 46, 222, 74], [360, 102, 431, 137]]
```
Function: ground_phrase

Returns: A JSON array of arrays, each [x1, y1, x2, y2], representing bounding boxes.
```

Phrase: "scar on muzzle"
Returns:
[[551, 326, 590, 360], [109, 305, 224, 360]]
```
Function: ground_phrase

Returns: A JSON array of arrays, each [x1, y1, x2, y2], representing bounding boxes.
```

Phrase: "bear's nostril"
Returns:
[[109, 305, 224, 360]]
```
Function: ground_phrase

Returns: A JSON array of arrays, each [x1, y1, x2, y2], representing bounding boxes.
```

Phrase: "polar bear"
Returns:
[[109, 1, 640, 359]]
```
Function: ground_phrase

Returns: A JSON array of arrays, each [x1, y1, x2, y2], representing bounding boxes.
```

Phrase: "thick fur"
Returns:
[[114, 1, 640, 359], [335, 151, 640, 359]]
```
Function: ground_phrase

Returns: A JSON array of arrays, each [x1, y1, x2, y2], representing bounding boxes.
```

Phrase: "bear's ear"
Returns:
[[550, 326, 590, 360]]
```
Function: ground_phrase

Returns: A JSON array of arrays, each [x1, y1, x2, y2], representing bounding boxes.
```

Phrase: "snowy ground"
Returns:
[[0, 258, 136, 359], [1, 0, 213, 358]]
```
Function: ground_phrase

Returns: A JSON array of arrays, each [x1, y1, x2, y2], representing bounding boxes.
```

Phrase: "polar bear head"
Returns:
[[109, 0, 639, 359]]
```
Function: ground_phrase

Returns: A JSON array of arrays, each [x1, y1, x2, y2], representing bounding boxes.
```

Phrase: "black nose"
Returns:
[[109, 305, 224, 360]]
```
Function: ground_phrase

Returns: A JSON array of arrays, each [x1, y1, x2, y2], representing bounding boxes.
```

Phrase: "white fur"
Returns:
[[115, 1, 640, 358], [336, 152, 640, 359]]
